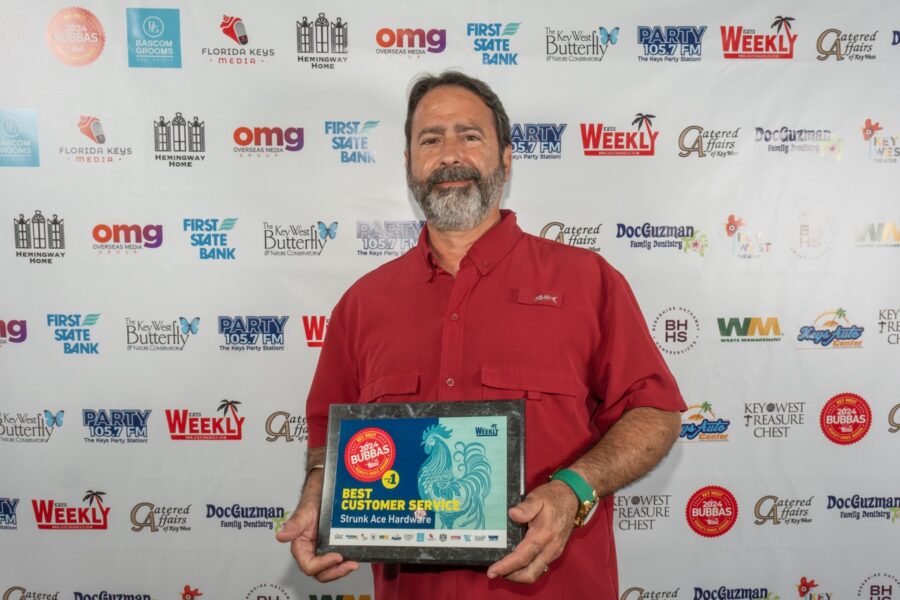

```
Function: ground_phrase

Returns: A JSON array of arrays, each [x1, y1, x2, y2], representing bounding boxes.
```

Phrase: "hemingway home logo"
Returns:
[[862, 118, 900, 164], [797, 308, 864, 349], [233, 125, 304, 157], [206, 503, 285, 531], [468, 22, 520, 65], [617, 223, 707, 256], [637, 25, 705, 62], [32, 490, 109, 530], [297, 12, 348, 69], [184, 217, 237, 260], [130, 501, 192, 533], [325, 120, 378, 163], [678, 126, 740, 158], [680, 402, 730, 442], [302, 315, 328, 347], [356, 220, 424, 257], [218, 315, 288, 351], [166, 400, 244, 441], [0, 410, 63, 443], [745, 402, 806, 439], [582, 113, 658, 157], [153, 112, 205, 167], [545, 25, 616, 63], [264, 221, 336, 256], [540, 222, 601, 253], [92, 223, 162, 254], [817, 28, 878, 62], [265, 412, 308, 443], [827, 494, 900, 522], [126, 316, 198, 351], [614, 494, 671, 531], [754, 495, 813, 525], [0, 497, 18, 529], [60, 115, 133, 164], [721, 16, 797, 59], [376, 26, 445, 55], [82, 409, 150, 444], [724, 215, 772, 259], [203, 15, 274, 65], [511, 123, 565, 160], [127, 8, 182, 68], [855, 222, 900, 248], [719, 317, 782, 343], [0, 318, 26, 347], [13, 210, 65, 264], [48, 313, 100, 355]]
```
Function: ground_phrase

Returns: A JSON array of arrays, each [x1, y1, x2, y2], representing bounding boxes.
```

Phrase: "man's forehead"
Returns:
[[411, 85, 494, 131]]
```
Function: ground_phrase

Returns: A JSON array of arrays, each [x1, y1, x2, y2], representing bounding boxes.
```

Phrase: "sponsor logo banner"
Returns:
[[127, 8, 181, 68], [754, 495, 813, 526], [184, 218, 237, 260], [13, 210, 65, 263], [297, 12, 348, 69], [47, 313, 100, 355], [638, 25, 705, 62], [467, 22, 519, 65]]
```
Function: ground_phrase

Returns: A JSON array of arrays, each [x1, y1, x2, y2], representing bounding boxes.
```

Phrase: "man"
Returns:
[[277, 71, 685, 598]]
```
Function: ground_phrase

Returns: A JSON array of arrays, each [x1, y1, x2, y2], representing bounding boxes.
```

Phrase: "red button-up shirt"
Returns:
[[307, 210, 685, 599]]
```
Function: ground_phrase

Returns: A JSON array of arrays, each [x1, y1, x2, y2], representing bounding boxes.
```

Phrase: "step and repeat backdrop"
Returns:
[[2, 1, 900, 599]]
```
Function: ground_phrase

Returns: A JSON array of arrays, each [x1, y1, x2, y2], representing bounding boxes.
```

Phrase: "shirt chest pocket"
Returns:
[[480, 366, 587, 402], [359, 371, 420, 404]]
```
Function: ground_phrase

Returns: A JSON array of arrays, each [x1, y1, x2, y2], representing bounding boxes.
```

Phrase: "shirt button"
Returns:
[[450, 313, 459, 321], [445, 378, 455, 387]]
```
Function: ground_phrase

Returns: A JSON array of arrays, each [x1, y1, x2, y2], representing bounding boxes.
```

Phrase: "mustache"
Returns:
[[426, 166, 481, 192]]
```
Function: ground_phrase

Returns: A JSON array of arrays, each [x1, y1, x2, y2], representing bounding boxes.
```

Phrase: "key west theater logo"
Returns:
[[82, 409, 151, 444], [166, 400, 244, 441], [47, 313, 100, 354], [511, 123, 566, 160], [32, 490, 109, 529], [861, 118, 900, 164], [721, 16, 797, 59], [637, 25, 705, 62], [183, 217, 237, 259], [582, 113, 658, 156], [218, 315, 288, 351]]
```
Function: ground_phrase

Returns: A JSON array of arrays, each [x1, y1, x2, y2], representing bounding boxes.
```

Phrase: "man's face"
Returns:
[[406, 85, 511, 232]]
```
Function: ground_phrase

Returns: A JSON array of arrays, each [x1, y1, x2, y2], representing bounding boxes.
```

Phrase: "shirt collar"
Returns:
[[417, 209, 523, 280]]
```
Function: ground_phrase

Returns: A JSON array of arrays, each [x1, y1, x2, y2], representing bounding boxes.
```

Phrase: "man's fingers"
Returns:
[[315, 560, 360, 583], [294, 545, 345, 577], [502, 552, 554, 584], [275, 516, 302, 542], [486, 535, 542, 579], [507, 494, 542, 524]]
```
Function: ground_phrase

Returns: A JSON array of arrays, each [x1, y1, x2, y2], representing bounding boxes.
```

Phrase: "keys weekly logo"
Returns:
[[47, 313, 100, 354], [581, 113, 658, 156], [32, 490, 110, 530], [184, 217, 237, 260], [721, 16, 797, 59], [166, 400, 244, 441], [302, 315, 328, 348], [467, 22, 520, 65]]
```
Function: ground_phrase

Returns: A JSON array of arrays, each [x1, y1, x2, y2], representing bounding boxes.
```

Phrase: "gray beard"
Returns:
[[408, 165, 505, 232]]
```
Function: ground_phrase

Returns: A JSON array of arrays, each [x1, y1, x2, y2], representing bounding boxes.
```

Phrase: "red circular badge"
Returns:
[[820, 392, 871, 445], [344, 427, 396, 482], [47, 7, 105, 67], [685, 485, 738, 538]]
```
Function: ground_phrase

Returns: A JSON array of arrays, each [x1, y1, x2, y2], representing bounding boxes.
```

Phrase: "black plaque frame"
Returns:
[[316, 399, 525, 565]]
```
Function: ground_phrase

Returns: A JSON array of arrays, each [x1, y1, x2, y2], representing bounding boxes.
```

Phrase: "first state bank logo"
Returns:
[[0, 109, 39, 167], [47, 313, 101, 355], [126, 8, 181, 68]]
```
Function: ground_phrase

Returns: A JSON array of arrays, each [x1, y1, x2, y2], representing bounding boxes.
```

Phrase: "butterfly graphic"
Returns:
[[317, 221, 338, 240], [179, 317, 200, 335], [44, 410, 64, 428], [599, 27, 619, 45]]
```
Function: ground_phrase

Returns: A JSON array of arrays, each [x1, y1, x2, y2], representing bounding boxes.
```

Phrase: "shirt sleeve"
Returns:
[[591, 267, 687, 434], [305, 305, 359, 448]]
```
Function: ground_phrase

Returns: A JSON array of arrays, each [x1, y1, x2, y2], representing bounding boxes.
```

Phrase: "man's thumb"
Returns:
[[508, 496, 541, 524], [275, 515, 302, 542]]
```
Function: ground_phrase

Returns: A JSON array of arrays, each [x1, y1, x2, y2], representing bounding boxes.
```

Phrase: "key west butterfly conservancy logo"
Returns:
[[326, 120, 378, 163], [82, 409, 151, 444], [0, 409, 63, 443], [680, 402, 730, 442], [263, 220, 337, 256], [32, 489, 110, 530], [126, 316, 198, 351], [581, 113, 659, 157], [545, 25, 617, 63], [218, 315, 288, 351], [184, 217, 237, 260], [166, 400, 244, 441], [47, 313, 100, 354]]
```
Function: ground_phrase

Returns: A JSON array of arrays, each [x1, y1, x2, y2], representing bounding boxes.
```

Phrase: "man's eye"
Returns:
[[421, 138, 438, 146], [465, 135, 481, 142]]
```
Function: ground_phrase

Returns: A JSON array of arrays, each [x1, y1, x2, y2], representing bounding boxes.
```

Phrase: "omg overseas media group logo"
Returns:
[[13, 210, 65, 264], [325, 120, 378, 163], [651, 306, 700, 355], [637, 25, 705, 62], [678, 126, 740, 159], [131, 501, 192, 533], [375, 25, 446, 56], [126, 316, 199, 351], [233, 124, 304, 157], [685, 485, 738, 537], [126, 8, 181, 68], [820, 392, 871, 445], [468, 22, 520, 64], [183, 217, 237, 260], [0, 318, 26, 348], [817, 27, 878, 62], [47, 313, 100, 355], [46, 7, 104, 66], [540, 221, 601, 253], [296, 12, 348, 70], [202, 15, 274, 65], [617, 222, 708, 256], [264, 221, 336, 256], [721, 15, 797, 59], [82, 409, 151, 444], [582, 113, 658, 157], [218, 315, 288, 351], [723, 215, 772, 259], [166, 400, 244, 441], [31, 489, 110, 530], [511, 123, 566, 160], [0, 409, 64, 443], [92, 222, 163, 254], [797, 308, 864, 349], [613, 494, 672, 532], [545, 25, 616, 63], [826, 493, 900, 523], [59, 115, 133, 164], [0, 497, 18, 530], [153, 112, 206, 168], [0, 108, 39, 167], [861, 118, 900, 164], [356, 220, 424, 257], [679, 402, 730, 442]]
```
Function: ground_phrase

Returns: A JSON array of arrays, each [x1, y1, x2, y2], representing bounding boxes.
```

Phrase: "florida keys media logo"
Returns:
[[59, 115, 133, 164], [218, 315, 288, 351], [201, 15, 274, 65], [166, 400, 244, 441]]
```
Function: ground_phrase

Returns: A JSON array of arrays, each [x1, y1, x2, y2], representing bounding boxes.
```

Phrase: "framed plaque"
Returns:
[[316, 400, 525, 565]]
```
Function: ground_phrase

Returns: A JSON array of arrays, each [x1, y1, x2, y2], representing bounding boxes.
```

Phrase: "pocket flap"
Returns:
[[516, 288, 563, 308], [360, 372, 420, 403], [480, 366, 582, 399]]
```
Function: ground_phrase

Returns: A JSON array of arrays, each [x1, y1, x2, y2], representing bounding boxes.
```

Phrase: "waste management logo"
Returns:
[[718, 317, 782, 343]]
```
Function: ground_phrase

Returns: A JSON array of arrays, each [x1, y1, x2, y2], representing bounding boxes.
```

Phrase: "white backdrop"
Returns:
[[2, 1, 900, 599]]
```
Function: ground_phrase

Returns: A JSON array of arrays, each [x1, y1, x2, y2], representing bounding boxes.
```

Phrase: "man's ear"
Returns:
[[502, 144, 512, 180]]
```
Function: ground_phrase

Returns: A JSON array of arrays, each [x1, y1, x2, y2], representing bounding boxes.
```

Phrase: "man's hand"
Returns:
[[486, 480, 579, 584], [276, 496, 359, 582]]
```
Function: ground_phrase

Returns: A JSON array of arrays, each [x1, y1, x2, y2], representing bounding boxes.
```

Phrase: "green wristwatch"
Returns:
[[549, 468, 598, 527]]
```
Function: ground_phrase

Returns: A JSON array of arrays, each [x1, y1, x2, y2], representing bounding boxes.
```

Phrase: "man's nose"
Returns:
[[438, 136, 463, 167]]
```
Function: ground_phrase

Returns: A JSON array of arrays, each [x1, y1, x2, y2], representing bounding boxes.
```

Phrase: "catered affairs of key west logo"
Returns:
[[545, 25, 616, 63], [685, 485, 738, 538], [202, 15, 273, 65], [218, 315, 288, 351], [59, 115, 132, 164], [797, 308, 864, 349], [126, 316, 198, 351], [616, 222, 708, 256], [92, 223, 163, 254], [266, 411, 308, 443], [302, 315, 328, 348], [827, 493, 900, 522], [820, 392, 871, 445], [13, 210, 65, 264], [206, 502, 286, 531], [582, 113, 658, 157], [183, 217, 237, 260], [32, 490, 109, 530], [233, 125, 304, 157], [264, 221, 337, 256], [130, 501, 192, 533], [724, 215, 773, 259], [511, 123, 566, 160], [297, 12, 348, 69], [745, 402, 806, 439], [678, 126, 740, 158], [153, 112, 205, 168], [878, 308, 900, 345], [861, 118, 899, 164], [718, 316, 782, 343], [356, 220, 424, 257], [680, 403, 730, 442], [325, 120, 378, 163], [540, 222, 601, 253], [754, 495, 813, 526], [468, 22, 520, 65], [0, 410, 63, 443], [620, 587, 681, 600], [637, 25, 705, 62], [47, 313, 100, 355], [0, 318, 26, 347], [0, 497, 18, 529], [614, 494, 672, 532], [82, 409, 150, 444], [375, 25, 446, 56], [0, 108, 39, 167], [817, 28, 878, 62], [854, 222, 900, 248], [166, 400, 244, 441], [2, 588, 61, 600], [721, 16, 797, 59], [651, 307, 699, 355]]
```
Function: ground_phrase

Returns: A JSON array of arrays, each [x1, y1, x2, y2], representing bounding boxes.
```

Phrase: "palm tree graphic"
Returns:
[[770, 16, 794, 34], [632, 113, 656, 132], [218, 399, 242, 420], [83, 490, 106, 507], [685, 403, 716, 421]]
